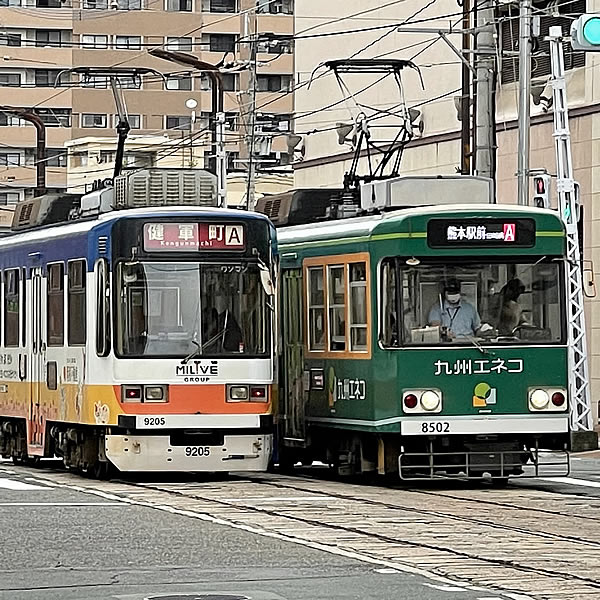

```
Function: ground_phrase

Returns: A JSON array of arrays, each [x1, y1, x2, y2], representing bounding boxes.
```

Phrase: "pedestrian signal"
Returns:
[[532, 174, 551, 209]]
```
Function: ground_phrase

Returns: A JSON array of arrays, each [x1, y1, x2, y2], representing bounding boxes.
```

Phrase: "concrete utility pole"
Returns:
[[243, 7, 258, 211], [474, 0, 496, 186], [460, 0, 472, 175], [517, 0, 533, 205]]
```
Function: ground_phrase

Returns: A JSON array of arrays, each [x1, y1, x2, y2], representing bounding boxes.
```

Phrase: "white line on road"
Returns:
[[0, 502, 124, 506], [0, 477, 47, 490], [422, 582, 468, 591], [538, 476, 600, 488]]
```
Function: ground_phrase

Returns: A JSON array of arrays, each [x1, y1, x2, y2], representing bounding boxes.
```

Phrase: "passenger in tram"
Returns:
[[427, 278, 481, 339], [497, 278, 527, 335]]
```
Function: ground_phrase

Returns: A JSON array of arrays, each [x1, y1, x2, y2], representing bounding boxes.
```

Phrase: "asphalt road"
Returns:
[[0, 466, 517, 600]]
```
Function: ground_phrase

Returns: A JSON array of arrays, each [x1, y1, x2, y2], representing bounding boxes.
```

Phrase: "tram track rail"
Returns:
[[7, 461, 600, 599]]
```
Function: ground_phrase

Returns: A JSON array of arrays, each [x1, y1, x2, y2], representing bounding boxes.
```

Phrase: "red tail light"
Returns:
[[250, 386, 266, 399], [404, 394, 418, 409], [551, 391, 565, 406]]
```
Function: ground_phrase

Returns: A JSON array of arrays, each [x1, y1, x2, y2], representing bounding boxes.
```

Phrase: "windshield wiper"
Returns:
[[182, 339, 201, 364], [466, 335, 490, 355]]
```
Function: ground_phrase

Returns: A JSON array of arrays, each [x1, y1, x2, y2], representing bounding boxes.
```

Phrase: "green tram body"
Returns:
[[276, 204, 569, 480]]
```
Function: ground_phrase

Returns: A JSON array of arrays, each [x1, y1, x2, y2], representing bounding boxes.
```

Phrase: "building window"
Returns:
[[0, 152, 20, 166], [221, 73, 237, 91], [0, 192, 19, 205], [68, 260, 86, 346], [166, 36, 192, 51], [165, 115, 191, 130], [36, 0, 62, 7], [118, 0, 141, 8], [115, 35, 142, 50], [81, 75, 108, 88], [305, 255, 371, 356], [47, 263, 64, 347], [47, 148, 67, 167], [113, 114, 141, 129], [83, 0, 108, 7], [206, 33, 236, 53], [0, 73, 20, 87], [226, 150, 240, 171], [0, 0, 21, 6], [166, 0, 191, 10], [35, 108, 71, 127], [81, 113, 107, 128], [123, 152, 153, 167], [35, 70, 68, 87], [35, 29, 69, 48], [257, 34, 293, 54], [4, 269, 19, 348], [499, 0, 585, 85], [165, 74, 192, 91], [81, 34, 108, 49], [257, 0, 292, 14], [257, 74, 292, 92], [70, 152, 88, 168], [256, 113, 291, 132], [0, 33, 21, 47], [204, 0, 236, 12]]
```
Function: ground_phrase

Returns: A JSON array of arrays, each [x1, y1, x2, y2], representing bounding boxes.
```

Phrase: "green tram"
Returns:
[[275, 203, 570, 480]]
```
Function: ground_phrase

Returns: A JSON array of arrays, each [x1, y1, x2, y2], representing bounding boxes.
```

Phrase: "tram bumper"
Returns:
[[104, 433, 272, 472], [398, 415, 570, 480]]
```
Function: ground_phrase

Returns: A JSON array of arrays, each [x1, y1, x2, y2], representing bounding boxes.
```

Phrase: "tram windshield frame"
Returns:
[[114, 260, 270, 359], [380, 257, 566, 347]]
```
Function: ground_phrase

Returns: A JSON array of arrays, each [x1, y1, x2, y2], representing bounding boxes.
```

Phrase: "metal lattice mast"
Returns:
[[548, 26, 592, 431]]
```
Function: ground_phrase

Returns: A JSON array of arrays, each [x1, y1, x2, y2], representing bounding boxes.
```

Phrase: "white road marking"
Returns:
[[0, 477, 47, 490], [538, 476, 600, 488], [17, 475, 534, 600], [0, 502, 123, 506], [477, 597, 504, 600], [423, 583, 468, 591], [375, 568, 403, 574]]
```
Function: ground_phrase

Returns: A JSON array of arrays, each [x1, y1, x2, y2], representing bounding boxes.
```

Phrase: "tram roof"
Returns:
[[0, 206, 271, 247], [277, 203, 565, 247]]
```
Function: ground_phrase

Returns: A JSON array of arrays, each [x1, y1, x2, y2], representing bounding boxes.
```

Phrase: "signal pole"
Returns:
[[517, 0, 533, 205]]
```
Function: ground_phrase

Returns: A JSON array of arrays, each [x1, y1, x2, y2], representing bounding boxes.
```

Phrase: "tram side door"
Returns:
[[281, 269, 306, 443], [27, 267, 44, 453]]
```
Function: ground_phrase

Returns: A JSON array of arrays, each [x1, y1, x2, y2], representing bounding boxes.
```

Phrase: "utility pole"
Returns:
[[243, 7, 258, 211], [517, 0, 533, 205], [474, 0, 496, 188]]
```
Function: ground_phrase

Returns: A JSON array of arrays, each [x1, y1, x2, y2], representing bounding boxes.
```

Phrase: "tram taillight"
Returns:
[[404, 394, 418, 409], [551, 391, 566, 406]]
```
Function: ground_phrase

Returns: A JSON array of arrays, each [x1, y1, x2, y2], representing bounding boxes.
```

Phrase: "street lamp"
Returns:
[[149, 48, 227, 207], [185, 98, 198, 167]]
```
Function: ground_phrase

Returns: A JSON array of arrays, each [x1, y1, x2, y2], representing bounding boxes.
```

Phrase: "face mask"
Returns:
[[446, 293, 460, 304]]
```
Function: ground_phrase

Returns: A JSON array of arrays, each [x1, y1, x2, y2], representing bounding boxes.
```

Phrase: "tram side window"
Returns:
[[21, 267, 26, 347], [328, 265, 346, 351], [68, 260, 86, 345], [381, 259, 399, 347], [47, 263, 64, 346], [307, 267, 325, 351], [349, 263, 367, 351], [95, 259, 110, 356], [3, 269, 18, 347]]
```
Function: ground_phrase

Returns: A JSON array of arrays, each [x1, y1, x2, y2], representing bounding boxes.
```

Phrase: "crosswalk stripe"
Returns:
[[0, 477, 48, 490]]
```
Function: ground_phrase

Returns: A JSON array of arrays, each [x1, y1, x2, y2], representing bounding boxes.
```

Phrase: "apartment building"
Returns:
[[0, 0, 294, 206], [294, 0, 600, 420]]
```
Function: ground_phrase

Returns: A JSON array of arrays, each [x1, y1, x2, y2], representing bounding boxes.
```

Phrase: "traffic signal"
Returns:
[[571, 15, 600, 51], [532, 174, 551, 209]]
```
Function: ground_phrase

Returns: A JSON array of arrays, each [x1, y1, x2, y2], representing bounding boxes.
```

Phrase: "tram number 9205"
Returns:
[[185, 446, 211, 457]]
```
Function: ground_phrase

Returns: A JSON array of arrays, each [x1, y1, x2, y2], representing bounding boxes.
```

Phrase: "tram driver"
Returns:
[[428, 278, 481, 340]]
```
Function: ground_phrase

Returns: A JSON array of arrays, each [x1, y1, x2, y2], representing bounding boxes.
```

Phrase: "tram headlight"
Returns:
[[227, 385, 249, 402], [529, 389, 550, 410], [144, 385, 167, 402], [420, 390, 441, 412], [528, 387, 567, 412]]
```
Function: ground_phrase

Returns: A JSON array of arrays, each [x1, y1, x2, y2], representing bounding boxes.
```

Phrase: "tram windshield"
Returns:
[[116, 261, 269, 357], [381, 259, 564, 346]]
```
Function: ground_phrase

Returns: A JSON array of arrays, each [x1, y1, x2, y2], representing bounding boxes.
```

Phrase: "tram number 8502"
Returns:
[[421, 422, 450, 434], [185, 446, 211, 457]]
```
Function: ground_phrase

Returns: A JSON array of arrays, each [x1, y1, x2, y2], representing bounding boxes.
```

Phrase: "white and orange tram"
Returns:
[[0, 199, 276, 476]]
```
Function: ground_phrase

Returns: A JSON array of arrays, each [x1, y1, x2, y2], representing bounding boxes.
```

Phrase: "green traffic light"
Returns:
[[583, 17, 600, 45]]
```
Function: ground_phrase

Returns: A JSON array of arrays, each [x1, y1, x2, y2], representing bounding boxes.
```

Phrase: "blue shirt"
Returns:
[[428, 300, 481, 338]]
